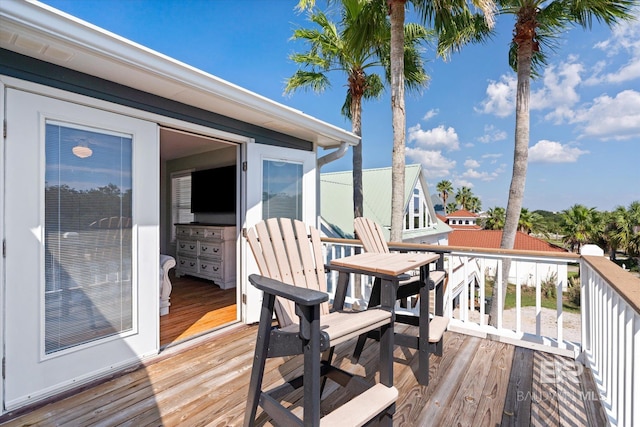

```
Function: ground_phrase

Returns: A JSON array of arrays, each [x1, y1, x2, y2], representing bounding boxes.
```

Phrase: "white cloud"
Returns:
[[407, 124, 460, 150], [477, 124, 507, 143], [477, 58, 585, 123], [405, 148, 456, 178], [595, 18, 640, 55], [464, 159, 480, 168], [476, 75, 516, 117], [452, 178, 474, 188], [422, 109, 439, 121], [532, 59, 584, 122], [462, 168, 498, 181], [590, 19, 640, 84], [481, 153, 503, 164], [571, 89, 640, 140], [528, 140, 589, 163]]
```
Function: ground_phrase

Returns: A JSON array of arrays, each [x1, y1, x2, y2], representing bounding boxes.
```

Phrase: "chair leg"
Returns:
[[352, 334, 368, 361], [244, 294, 276, 427], [301, 304, 322, 426], [320, 347, 335, 394]]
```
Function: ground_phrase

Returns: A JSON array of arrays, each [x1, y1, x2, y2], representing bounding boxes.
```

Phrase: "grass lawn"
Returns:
[[484, 279, 581, 314]]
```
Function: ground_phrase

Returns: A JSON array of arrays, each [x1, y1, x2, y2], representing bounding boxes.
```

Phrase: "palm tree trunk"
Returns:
[[351, 92, 364, 303], [389, 0, 406, 242], [489, 9, 534, 327], [352, 94, 363, 219]]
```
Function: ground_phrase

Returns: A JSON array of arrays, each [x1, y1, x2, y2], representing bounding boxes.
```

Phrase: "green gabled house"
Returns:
[[320, 164, 452, 244]]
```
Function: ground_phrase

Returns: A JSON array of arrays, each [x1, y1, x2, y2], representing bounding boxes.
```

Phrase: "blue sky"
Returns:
[[42, 0, 640, 212]]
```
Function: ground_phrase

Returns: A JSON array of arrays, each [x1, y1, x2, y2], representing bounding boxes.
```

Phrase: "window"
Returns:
[[44, 121, 133, 354], [262, 160, 303, 220], [171, 171, 195, 241]]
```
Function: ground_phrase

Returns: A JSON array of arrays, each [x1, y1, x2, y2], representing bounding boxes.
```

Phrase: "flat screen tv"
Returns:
[[191, 165, 236, 214]]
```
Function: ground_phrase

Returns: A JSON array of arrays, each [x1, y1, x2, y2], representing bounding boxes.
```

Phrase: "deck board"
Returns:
[[502, 346, 535, 426], [0, 325, 605, 427]]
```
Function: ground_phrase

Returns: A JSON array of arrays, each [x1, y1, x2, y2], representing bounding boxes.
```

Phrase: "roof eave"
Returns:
[[0, 0, 359, 149]]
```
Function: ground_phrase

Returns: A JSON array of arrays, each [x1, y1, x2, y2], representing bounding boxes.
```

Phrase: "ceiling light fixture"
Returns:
[[72, 145, 92, 158]]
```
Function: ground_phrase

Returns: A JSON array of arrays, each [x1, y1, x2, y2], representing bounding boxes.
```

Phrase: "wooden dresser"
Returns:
[[174, 224, 236, 289]]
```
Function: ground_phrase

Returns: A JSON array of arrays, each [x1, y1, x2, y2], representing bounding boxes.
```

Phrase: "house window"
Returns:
[[44, 121, 133, 354], [262, 160, 303, 220], [171, 171, 195, 241]]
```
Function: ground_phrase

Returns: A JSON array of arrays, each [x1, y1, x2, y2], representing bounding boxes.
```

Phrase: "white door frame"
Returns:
[[241, 140, 317, 324], [0, 80, 5, 411]]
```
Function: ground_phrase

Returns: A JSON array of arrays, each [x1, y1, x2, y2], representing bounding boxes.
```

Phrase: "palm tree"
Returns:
[[489, 0, 634, 326], [388, 0, 496, 241], [607, 201, 640, 259], [517, 207, 545, 234], [289, 0, 430, 222], [446, 202, 458, 214], [469, 196, 482, 213], [454, 186, 474, 211], [483, 206, 505, 229], [499, 0, 633, 252], [436, 179, 453, 210], [298, 0, 495, 240], [560, 204, 601, 253]]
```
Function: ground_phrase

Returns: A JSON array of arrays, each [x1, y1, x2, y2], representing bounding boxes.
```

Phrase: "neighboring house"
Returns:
[[445, 209, 482, 229], [448, 229, 569, 290], [0, 1, 359, 413], [320, 164, 452, 245]]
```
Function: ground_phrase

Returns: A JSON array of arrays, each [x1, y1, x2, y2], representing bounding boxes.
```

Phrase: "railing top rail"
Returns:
[[582, 255, 640, 315], [321, 237, 580, 261]]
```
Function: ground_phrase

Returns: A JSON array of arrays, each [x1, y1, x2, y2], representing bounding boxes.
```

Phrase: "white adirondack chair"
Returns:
[[244, 218, 398, 427]]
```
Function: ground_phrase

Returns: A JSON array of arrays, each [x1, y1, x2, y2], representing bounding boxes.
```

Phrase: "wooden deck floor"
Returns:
[[0, 323, 606, 427]]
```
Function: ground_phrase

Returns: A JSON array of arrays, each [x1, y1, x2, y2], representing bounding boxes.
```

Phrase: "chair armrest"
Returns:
[[248, 274, 328, 307]]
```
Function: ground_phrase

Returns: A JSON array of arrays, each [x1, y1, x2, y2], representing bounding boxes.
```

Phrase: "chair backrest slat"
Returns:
[[354, 217, 390, 253], [297, 220, 330, 316], [247, 218, 329, 327]]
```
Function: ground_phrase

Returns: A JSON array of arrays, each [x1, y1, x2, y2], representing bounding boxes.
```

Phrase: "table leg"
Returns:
[[418, 264, 430, 385], [333, 270, 350, 310], [379, 278, 395, 387]]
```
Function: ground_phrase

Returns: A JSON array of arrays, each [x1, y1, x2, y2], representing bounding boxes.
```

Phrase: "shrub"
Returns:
[[540, 272, 557, 299], [567, 276, 581, 306]]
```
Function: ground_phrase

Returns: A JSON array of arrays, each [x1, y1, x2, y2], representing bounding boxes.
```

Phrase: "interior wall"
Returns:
[[161, 144, 238, 257]]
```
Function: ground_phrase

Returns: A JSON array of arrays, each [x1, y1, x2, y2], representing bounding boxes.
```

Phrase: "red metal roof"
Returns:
[[448, 230, 567, 252], [447, 209, 478, 218]]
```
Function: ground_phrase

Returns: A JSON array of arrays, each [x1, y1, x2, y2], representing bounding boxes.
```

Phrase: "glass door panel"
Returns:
[[44, 122, 133, 354]]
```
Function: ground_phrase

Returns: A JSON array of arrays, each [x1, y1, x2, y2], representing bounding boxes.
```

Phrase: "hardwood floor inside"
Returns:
[[160, 273, 237, 347]]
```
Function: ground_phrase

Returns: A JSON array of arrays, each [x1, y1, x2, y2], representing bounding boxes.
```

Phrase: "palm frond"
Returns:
[[566, 0, 636, 28], [341, 90, 352, 119], [363, 73, 385, 100], [437, 11, 495, 59], [284, 71, 331, 94]]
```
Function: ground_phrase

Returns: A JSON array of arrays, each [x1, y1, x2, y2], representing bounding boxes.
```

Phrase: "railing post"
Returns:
[[556, 263, 564, 349]]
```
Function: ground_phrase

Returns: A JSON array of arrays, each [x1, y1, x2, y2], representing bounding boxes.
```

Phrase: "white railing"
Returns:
[[443, 249, 578, 357], [322, 238, 579, 355], [580, 253, 640, 427]]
